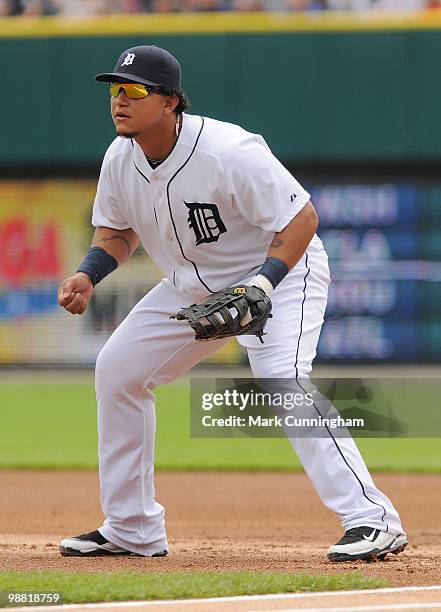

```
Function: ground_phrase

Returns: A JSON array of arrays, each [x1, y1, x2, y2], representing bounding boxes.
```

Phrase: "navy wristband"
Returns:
[[77, 246, 118, 287], [257, 257, 289, 289]]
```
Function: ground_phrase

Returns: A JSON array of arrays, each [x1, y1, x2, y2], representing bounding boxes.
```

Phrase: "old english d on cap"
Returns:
[[95, 45, 182, 90]]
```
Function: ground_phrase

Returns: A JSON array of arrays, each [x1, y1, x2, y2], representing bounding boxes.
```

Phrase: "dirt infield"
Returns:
[[0, 470, 440, 587]]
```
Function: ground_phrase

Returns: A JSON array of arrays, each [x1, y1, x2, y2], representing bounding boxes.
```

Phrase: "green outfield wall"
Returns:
[[2, 12, 441, 165]]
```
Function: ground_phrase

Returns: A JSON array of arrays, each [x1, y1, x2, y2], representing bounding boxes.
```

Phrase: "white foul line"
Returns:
[[2, 585, 441, 612], [259, 604, 441, 612]]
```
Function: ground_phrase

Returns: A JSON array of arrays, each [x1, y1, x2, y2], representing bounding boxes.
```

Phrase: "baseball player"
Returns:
[[57, 45, 407, 562]]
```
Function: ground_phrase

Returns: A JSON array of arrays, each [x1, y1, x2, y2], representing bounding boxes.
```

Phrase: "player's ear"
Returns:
[[163, 94, 179, 115]]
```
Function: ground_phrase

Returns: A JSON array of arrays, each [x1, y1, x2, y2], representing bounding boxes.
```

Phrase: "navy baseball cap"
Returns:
[[95, 45, 181, 90]]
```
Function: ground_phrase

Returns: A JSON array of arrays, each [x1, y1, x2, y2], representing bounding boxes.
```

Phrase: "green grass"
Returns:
[[0, 571, 388, 603], [0, 380, 440, 471]]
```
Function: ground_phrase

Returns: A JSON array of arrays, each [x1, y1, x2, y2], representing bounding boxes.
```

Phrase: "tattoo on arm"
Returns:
[[94, 234, 131, 257], [271, 238, 284, 249]]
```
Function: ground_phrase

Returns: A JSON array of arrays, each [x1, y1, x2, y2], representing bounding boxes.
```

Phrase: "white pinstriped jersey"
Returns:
[[92, 113, 314, 299]]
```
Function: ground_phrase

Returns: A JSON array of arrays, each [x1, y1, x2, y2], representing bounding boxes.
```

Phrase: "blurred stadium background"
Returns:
[[2, 1, 441, 17], [1, 4, 441, 369]]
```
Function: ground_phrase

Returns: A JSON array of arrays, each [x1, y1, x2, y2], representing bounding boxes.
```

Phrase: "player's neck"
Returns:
[[135, 114, 181, 162]]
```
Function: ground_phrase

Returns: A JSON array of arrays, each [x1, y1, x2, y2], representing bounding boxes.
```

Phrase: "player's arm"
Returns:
[[90, 226, 140, 264], [248, 200, 318, 297], [268, 200, 318, 268], [58, 226, 140, 316]]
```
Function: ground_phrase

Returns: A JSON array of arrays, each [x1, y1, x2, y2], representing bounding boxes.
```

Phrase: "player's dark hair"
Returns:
[[157, 86, 190, 115], [173, 88, 190, 115]]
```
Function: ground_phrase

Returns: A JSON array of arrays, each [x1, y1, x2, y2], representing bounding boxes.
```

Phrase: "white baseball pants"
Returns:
[[95, 242, 403, 556]]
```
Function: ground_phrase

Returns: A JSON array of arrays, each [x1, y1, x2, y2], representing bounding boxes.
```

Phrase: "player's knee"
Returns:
[[95, 344, 118, 395], [95, 343, 148, 398], [250, 356, 312, 379]]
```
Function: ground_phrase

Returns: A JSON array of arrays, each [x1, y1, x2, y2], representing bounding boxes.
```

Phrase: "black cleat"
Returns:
[[327, 526, 408, 562], [59, 529, 167, 557]]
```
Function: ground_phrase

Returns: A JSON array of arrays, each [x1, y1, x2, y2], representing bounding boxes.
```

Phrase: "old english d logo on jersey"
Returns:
[[185, 202, 227, 246]]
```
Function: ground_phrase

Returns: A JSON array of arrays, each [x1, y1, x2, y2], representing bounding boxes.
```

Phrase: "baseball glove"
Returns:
[[171, 285, 272, 343]]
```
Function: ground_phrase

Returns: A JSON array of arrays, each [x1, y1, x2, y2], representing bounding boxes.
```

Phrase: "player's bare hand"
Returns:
[[58, 273, 94, 315]]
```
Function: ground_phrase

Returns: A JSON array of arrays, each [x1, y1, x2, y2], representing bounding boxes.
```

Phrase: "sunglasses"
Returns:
[[109, 82, 159, 99]]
